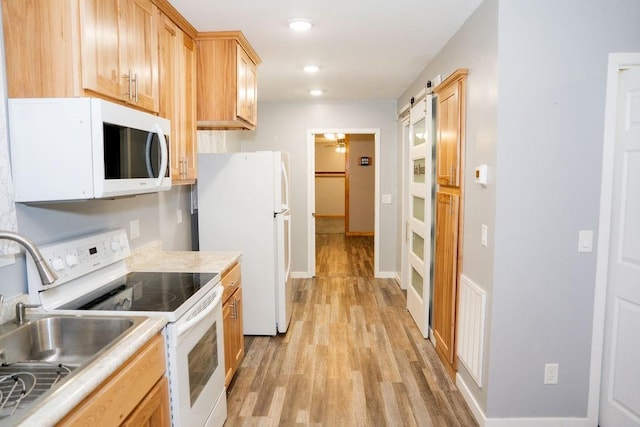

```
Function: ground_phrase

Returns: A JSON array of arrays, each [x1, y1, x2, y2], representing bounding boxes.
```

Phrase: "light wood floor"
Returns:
[[225, 234, 477, 426]]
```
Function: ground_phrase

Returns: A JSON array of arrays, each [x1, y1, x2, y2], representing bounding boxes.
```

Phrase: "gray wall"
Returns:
[[240, 100, 398, 274], [348, 134, 375, 233], [398, 0, 640, 419], [1, 187, 192, 297], [488, 0, 640, 418], [397, 0, 498, 412]]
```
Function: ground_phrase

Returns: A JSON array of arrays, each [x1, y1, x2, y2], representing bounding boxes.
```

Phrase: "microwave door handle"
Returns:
[[153, 124, 168, 187], [145, 131, 154, 178]]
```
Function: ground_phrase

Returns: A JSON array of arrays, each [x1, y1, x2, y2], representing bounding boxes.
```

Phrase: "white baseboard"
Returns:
[[393, 272, 401, 285], [486, 418, 590, 427], [456, 373, 487, 426], [455, 374, 590, 427], [290, 271, 311, 279], [375, 271, 396, 279]]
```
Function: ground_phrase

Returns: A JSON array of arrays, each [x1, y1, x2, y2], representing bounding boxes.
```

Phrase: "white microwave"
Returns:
[[8, 98, 171, 202]]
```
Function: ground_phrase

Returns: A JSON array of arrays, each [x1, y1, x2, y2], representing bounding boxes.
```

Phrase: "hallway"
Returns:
[[225, 234, 477, 426]]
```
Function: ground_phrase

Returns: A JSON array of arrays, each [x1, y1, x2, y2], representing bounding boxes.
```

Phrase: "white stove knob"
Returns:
[[51, 257, 66, 272], [65, 253, 79, 268], [110, 239, 121, 252]]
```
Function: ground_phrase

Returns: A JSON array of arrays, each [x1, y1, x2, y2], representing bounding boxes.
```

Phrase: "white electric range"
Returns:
[[25, 229, 226, 427]]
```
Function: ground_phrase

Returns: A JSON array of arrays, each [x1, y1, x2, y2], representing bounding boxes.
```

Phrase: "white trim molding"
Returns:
[[307, 128, 382, 277], [290, 271, 312, 279]]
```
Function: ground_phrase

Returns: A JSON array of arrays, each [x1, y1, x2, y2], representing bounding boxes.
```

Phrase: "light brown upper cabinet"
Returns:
[[159, 13, 197, 183], [434, 69, 468, 187], [196, 31, 261, 130], [2, 0, 160, 114]]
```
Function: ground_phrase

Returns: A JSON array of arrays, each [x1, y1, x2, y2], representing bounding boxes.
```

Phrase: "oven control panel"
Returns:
[[26, 229, 131, 291]]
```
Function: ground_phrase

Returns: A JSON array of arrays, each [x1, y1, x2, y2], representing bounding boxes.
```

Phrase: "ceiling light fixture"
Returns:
[[288, 19, 313, 31], [324, 133, 336, 140], [335, 141, 346, 154], [304, 65, 320, 73], [309, 89, 323, 96]]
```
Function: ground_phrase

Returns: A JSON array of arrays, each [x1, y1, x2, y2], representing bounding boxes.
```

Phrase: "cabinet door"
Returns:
[[236, 45, 256, 126], [159, 15, 181, 180], [232, 287, 245, 368], [223, 298, 234, 387], [122, 0, 159, 112], [436, 82, 461, 187], [433, 191, 460, 369], [245, 60, 257, 125], [121, 376, 170, 427], [80, 0, 123, 99], [181, 34, 197, 180]]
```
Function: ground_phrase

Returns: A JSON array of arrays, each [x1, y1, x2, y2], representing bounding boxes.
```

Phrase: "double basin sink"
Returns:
[[0, 313, 147, 424]]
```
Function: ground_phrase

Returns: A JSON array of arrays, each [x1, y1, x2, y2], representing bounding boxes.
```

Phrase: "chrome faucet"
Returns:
[[0, 231, 58, 285], [15, 302, 41, 325]]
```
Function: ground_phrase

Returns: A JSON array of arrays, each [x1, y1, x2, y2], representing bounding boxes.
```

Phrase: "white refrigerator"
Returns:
[[197, 151, 292, 335]]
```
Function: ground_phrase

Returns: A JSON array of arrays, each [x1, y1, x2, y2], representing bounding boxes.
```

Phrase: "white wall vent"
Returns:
[[457, 274, 486, 387]]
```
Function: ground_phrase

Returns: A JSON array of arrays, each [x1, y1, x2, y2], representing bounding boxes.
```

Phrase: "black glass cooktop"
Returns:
[[60, 271, 218, 312]]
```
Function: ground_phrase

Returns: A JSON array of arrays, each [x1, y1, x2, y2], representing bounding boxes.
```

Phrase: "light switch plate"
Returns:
[[481, 224, 488, 247], [130, 219, 140, 240], [382, 194, 392, 204], [177, 208, 183, 224], [578, 230, 593, 253]]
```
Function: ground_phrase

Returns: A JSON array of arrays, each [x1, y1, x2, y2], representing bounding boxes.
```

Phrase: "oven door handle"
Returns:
[[176, 285, 224, 337]]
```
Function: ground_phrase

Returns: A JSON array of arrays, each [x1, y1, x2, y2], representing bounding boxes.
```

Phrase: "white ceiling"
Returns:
[[168, 0, 483, 102]]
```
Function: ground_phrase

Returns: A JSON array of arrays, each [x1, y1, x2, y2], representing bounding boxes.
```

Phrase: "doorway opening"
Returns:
[[307, 129, 380, 277]]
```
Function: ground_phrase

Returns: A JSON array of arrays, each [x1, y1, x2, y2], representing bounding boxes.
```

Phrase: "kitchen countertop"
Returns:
[[14, 315, 167, 427], [126, 241, 242, 275], [6, 244, 240, 426]]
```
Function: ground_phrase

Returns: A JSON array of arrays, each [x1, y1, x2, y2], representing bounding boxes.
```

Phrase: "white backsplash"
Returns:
[[197, 130, 242, 153]]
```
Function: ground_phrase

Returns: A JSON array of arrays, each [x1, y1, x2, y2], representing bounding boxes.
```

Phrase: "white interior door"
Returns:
[[400, 117, 410, 290], [599, 66, 640, 427], [406, 96, 433, 338]]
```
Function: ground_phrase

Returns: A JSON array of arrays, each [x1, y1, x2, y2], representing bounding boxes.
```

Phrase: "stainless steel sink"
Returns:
[[0, 314, 147, 424], [0, 316, 137, 367]]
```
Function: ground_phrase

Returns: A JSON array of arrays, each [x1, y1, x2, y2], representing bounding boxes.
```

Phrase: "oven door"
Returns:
[[165, 285, 226, 427]]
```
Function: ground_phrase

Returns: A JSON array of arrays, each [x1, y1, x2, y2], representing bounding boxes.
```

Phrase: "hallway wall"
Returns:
[[240, 100, 397, 275]]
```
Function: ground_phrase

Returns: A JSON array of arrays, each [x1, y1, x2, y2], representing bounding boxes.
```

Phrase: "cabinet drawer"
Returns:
[[58, 334, 166, 426], [222, 262, 241, 303]]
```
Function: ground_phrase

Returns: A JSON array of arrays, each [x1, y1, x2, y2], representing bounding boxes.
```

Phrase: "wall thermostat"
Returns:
[[475, 164, 488, 186]]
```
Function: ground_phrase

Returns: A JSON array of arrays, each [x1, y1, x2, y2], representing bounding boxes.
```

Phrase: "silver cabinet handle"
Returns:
[[124, 69, 133, 100], [133, 73, 139, 103]]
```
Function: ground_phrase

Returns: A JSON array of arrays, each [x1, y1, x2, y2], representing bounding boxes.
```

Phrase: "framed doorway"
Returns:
[[307, 128, 381, 277]]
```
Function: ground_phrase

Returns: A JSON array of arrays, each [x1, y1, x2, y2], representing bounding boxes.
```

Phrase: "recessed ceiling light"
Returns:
[[304, 65, 320, 73], [288, 19, 313, 31], [309, 89, 323, 96]]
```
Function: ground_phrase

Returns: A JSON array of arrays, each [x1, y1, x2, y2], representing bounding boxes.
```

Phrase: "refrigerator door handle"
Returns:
[[281, 160, 290, 211]]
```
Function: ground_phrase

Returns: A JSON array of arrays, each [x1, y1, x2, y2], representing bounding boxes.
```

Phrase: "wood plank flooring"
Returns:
[[225, 234, 477, 426]]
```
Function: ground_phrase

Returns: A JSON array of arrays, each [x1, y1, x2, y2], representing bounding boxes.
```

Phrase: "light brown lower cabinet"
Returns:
[[432, 191, 460, 377], [222, 262, 244, 387], [58, 333, 169, 426]]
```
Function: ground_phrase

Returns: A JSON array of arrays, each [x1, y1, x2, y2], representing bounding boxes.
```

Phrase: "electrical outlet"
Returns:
[[544, 363, 559, 384], [130, 219, 140, 240], [177, 208, 183, 224]]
